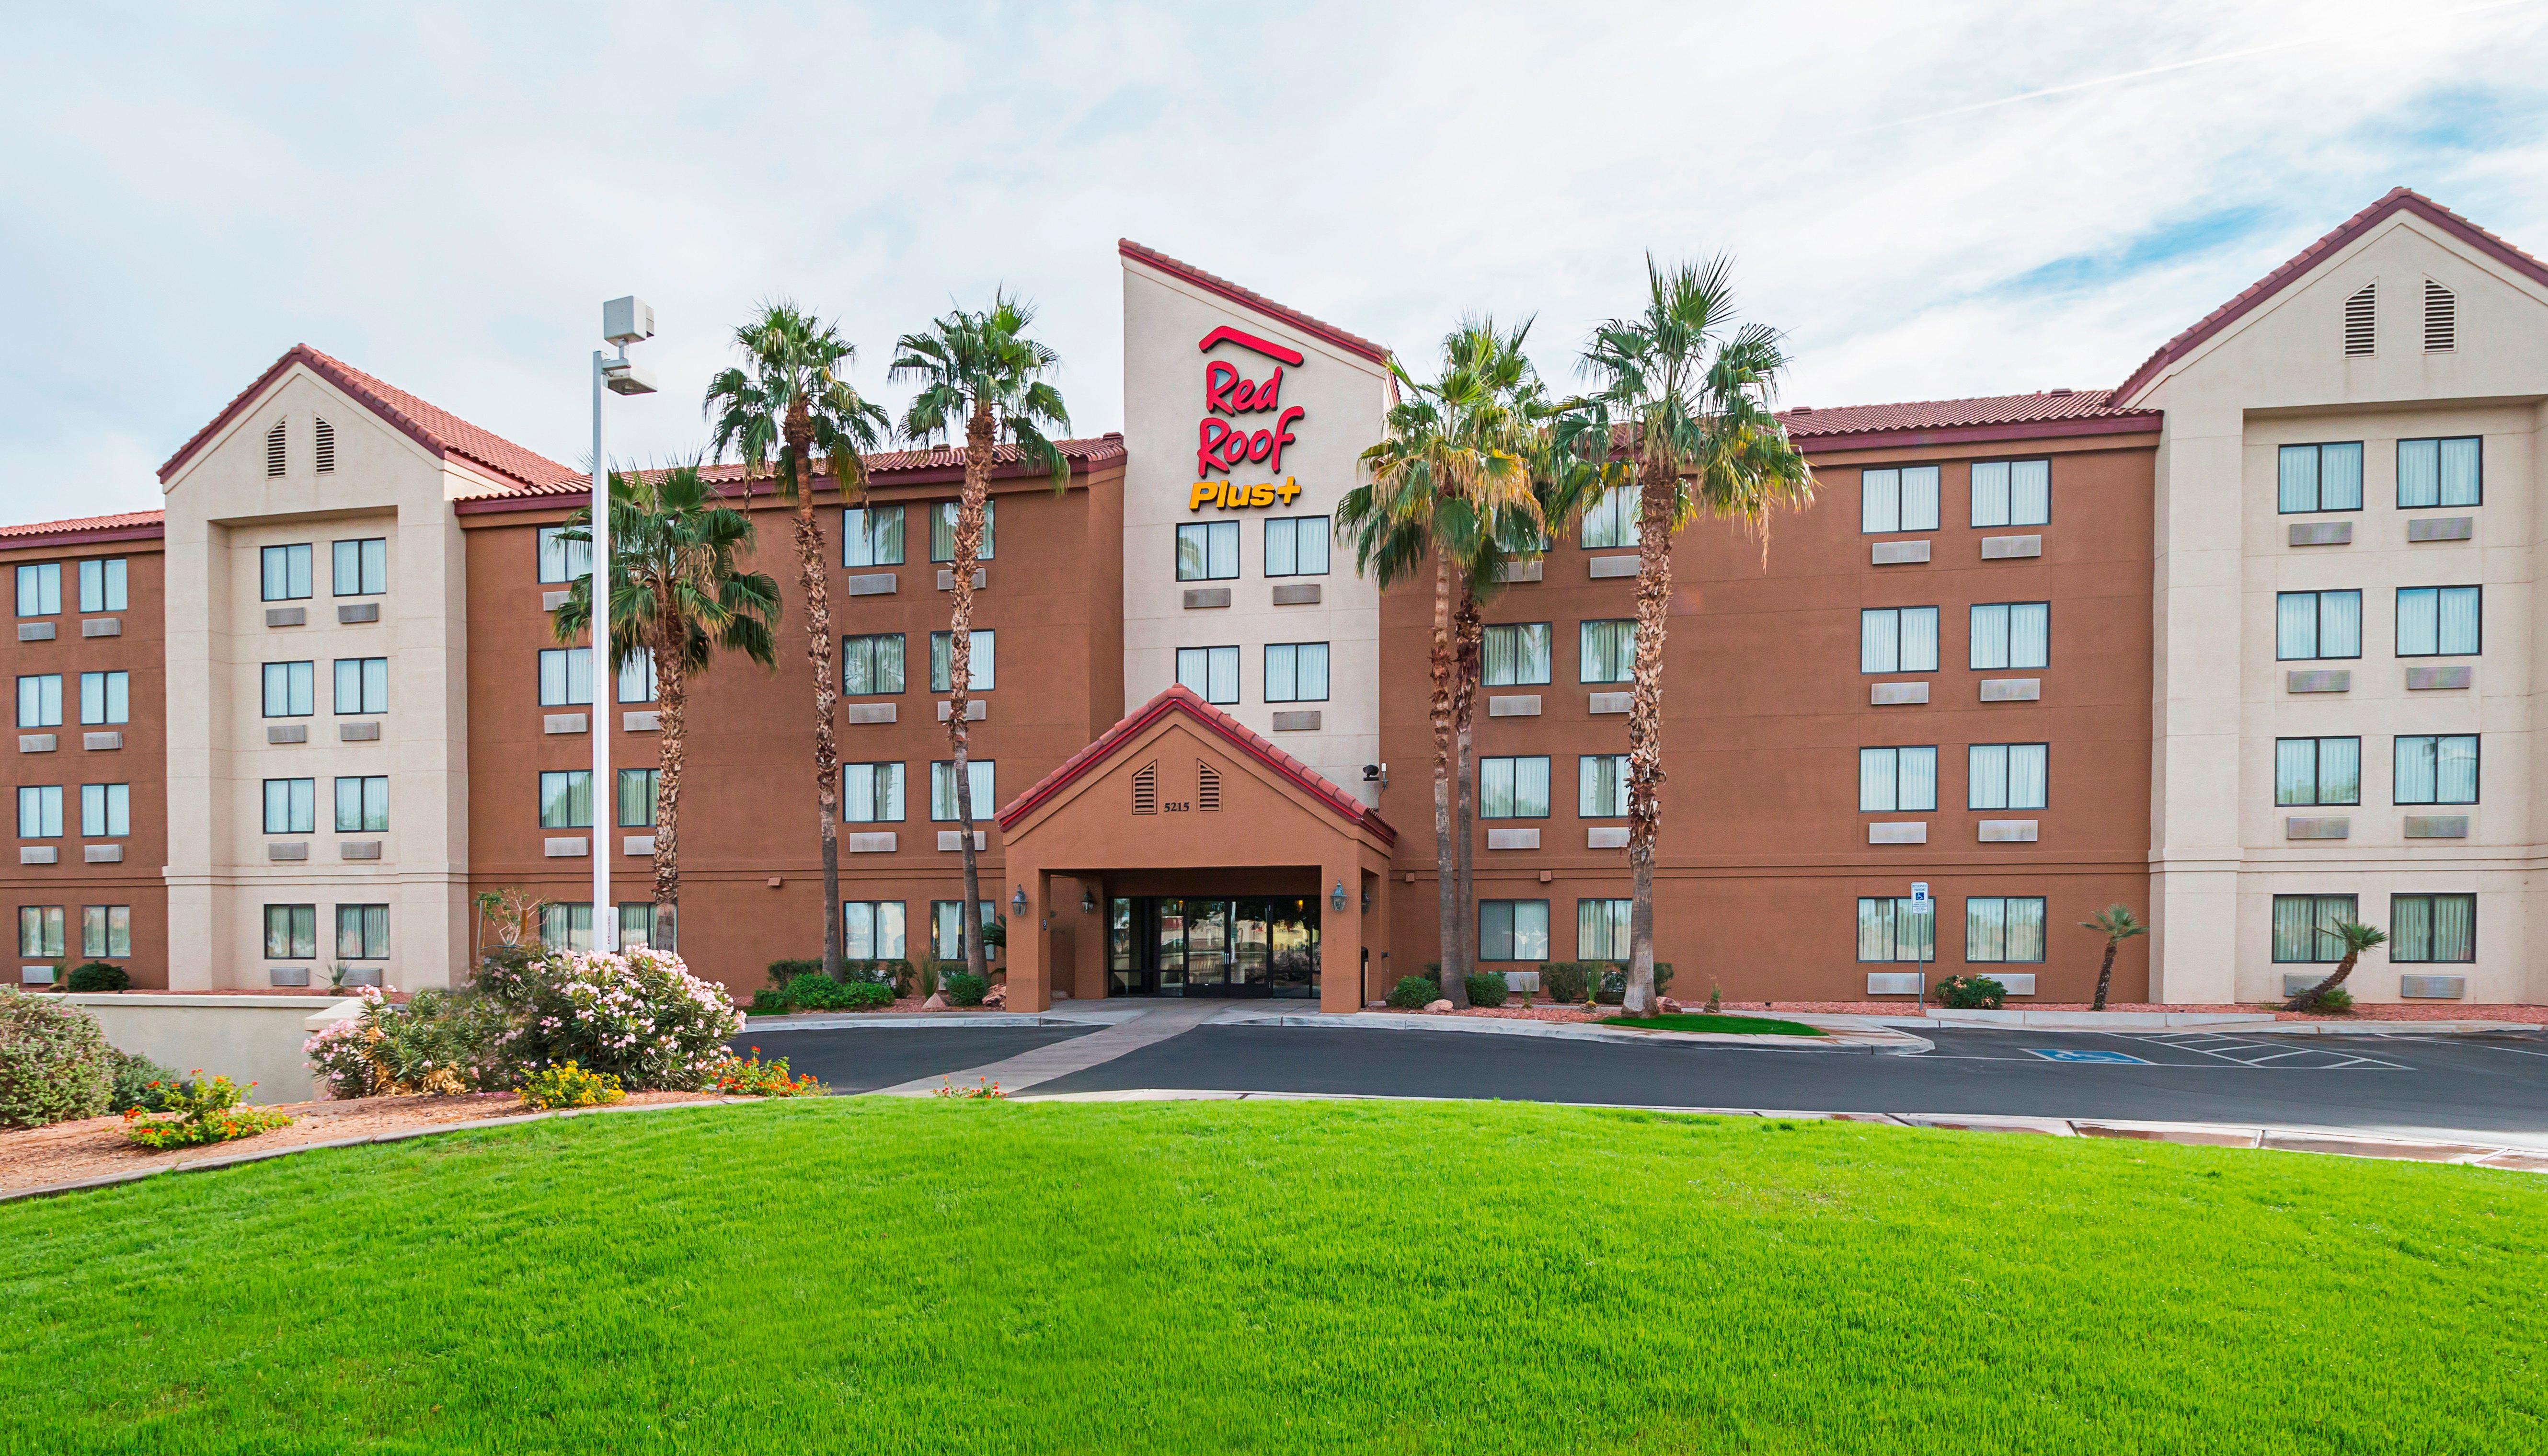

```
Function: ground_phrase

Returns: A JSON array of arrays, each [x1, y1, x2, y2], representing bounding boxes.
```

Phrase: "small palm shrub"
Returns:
[[2305, 986, 2356, 1014], [0, 987, 114, 1128], [520, 1061, 624, 1110], [108, 1048, 184, 1113], [1463, 973, 1508, 1008], [942, 973, 990, 1008], [1934, 975, 2008, 1010], [1387, 976, 1439, 1010], [119, 1074, 292, 1148], [64, 962, 131, 993]]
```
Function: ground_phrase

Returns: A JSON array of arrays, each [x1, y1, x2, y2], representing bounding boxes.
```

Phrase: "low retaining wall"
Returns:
[[62, 995, 361, 1104]]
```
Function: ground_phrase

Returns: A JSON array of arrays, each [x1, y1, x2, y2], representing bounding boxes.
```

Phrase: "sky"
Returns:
[[5, 0, 2548, 522]]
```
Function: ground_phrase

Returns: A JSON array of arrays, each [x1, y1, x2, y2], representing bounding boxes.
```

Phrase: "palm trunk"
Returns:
[[1622, 459, 1674, 1017], [1428, 545, 1463, 1007], [2294, 947, 2363, 1009], [783, 407, 845, 984], [643, 584, 686, 952], [2092, 939, 2118, 1011], [1452, 585, 1482, 997], [950, 403, 993, 984]]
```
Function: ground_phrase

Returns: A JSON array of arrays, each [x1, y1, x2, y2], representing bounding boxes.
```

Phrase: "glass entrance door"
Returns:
[[1109, 896, 1318, 997]]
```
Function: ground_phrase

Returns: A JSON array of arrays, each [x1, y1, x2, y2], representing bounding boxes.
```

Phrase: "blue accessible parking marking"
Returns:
[[2026, 1048, 2153, 1065]]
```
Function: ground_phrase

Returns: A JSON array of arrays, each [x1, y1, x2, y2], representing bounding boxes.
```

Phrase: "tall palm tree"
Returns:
[[889, 292, 1071, 985], [2079, 903, 2148, 1011], [704, 303, 889, 982], [2288, 918, 2387, 1011], [1570, 256, 1814, 1016], [553, 465, 779, 945]]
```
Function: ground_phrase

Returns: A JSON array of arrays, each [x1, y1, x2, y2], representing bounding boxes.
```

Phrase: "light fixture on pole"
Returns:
[[591, 295, 656, 952]]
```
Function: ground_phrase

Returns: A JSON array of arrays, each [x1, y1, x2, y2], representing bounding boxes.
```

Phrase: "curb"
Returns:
[[740, 1011, 1118, 1032], [1221, 1010, 1933, 1055]]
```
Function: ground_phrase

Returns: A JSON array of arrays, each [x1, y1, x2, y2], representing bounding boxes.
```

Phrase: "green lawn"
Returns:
[[1604, 1012, 1827, 1036], [2, 1100, 2541, 1454]]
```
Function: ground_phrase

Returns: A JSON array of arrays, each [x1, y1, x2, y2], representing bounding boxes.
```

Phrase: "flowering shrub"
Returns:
[[0, 986, 114, 1128], [109, 1048, 184, 1113], [304, 987, 498, 1099], [709, 1048, 821, 1098], [119, 1074, 293, 1148], [934, 1076, 1006, 1100], [1933, 975, 2008, 1010], [520, 1061, 624, 1110], [475, 944, 742, 1092]]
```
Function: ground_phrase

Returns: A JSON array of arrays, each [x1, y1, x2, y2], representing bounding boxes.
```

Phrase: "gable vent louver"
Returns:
[[1132, 760, 1158, 815], [1197, 761, 1221, 813], [2423, 280, 2457, 353], [314, 416, 336, 473], [265, 420, 288, 477], [2343, 284, 2376, 357]]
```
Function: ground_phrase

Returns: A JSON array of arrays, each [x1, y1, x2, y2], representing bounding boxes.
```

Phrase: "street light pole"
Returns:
[[592, 297, 657, 953]]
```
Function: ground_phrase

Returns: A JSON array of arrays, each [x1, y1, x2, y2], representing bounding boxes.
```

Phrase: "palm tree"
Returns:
[[2288, 918, 2387, 1012], [704, 303, 890, 982], [889, 292, 1071, 985], [553, 465, 780, 945], [1569, 256, 1814, 1016], [2078, 903, 2148, 1011]]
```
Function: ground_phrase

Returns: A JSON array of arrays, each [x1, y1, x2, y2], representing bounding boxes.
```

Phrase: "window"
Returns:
[[313, 416, 336, 473], [77, 559, 126, 614], [2276, 442, 2364, 513], [335, 776, 388, 833], [2274, 737, 2360, 806], [842, 505, 906, 567], [2391, 894, 2474, 963], [2397, 437, 2481, 508], [15, 563, 59, 617], [616, 902, 660, 952], [264, 904, 318, 960], [1576, 899, 1632, 961], [1968, 460, 2050, 527], [2394, 735, 2479, 805], [617, 650, 656, 705], [262, 661, 314, 717], [2273, 591, 2361, 661], [1480, 900, 1550, 962], [1964, 897, 2046, 964], [927, 500, 994, 562], [1859, 746, 1938, 813], [930, 760, 996, 822], [1484, 623, 1551, 687], [80, 783, 128, 838], [928, 631, 995, 692], [1856, 897, 1935, 963], [263, 778, 316, 836], [1580, 619, 1634, 683], [1581, 485, 1640, 549], [1264, 516, 1330, 576], [617, 768, 658, 828], [538, 647, 593, 707], [260, 544, 312, 602], [332, 538, 387, 596], [1859, 608, 1939, 675], [1264, 642, 1329, 703], [16, 786, 60, 838], [1579, 755, 1628, 818], [843, 901, 908, 959], [536, 526, 591, 585], [2343, 283, 2376, 356], [539, 902, 594, 952], [1861, 465, 1941, 534], [1176, 645, 1240, 705], [842, 634, 906, 696], [2271, 894, 2357, 963], [1967, 744, 2048, 811], [538, 770, 593, 829], [1481, 757, 1551, 818], [19, 906, 64, 959], [841, 762, 905, 823], [1969, 603, 2050, 671], [78, 671, 127, 726], [1176, 521, 1240, 581], [80, 905, 130, 959], [17, 674, 60, 728], [265, 419, 288, 476], [930, 899, 998, 959], [336, 904, 390, 961], [334, 657, 389, 715], [2396, 586, 2480, 657]]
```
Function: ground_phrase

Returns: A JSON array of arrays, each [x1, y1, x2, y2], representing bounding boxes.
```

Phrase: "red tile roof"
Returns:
[[1779, 389, 2152, 438], [998, 684, 1395, 844], [0, 510, 166, 545], [158, 344, 581, 491], [454, 434, 1129, 508], [1119, 240, 1392, 366]]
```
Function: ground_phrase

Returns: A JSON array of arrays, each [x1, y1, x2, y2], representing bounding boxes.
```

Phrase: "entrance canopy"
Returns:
[[995, 686, 1397, 1013]]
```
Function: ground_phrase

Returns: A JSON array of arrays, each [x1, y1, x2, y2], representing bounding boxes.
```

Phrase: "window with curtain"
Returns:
[[14, 563, 59, 617], [1856, 897, 1935, 963], [260, 544, 313, 602], [929, 760, 996, 821], [261, 661, 314, 717], [80, 905, 131, 959], [1579, 755, 1628, 818], [2390, 894, 2475, 963], [842, 505, 906, 567], [2271, 894, 2356, 963], [19, 906, 64, 958], [2274, 590, 2362, 660], [1579, 620, 1634, 683], [1480, 900, 1550, 962], [2395, 586, 2480, 656], [335, 775, 389, 833], [263, 903, 318, 959], [336, 904, 390, 960], [536, 527, 591, 584], [1176, 521, 1240, 581], [1264, 642, 1328, 702], [618, 650, 657, 704], [78, 558, 127, 613], [842, 634, 906, 695], [1481, 757, 1551, 818], [2276, 442, 2364, 513], [17, 674, 60, 728], [1969, 603, 2050, 670], [1861, 466, 1941, 533], [80, 670, 128, 725], [1859, 746, 1939, 812], [843, 901, 907, 959], [1969, 460, 2051, 527], [538, 770, 592, 829], [332, 538, 388, 596], [2393, 735, 2478, 805], [333, 657, 388, 715], [927, 500, 994, 561], [2397, 436, 2481, 508], [1176, 645, 1240, 704], [537, 647, 592, 706], [928, 631, 995, 692], [1859, 608, 1940, 674], [1484, 623, 1551, 686], [1967, 744, 2048, 810], [2274, 737, 2360, 806], [617, 768, 659, 828], [840, 762, 905, 823], [1577, 899, 1632, 961], [1964, 897, 2045, 963], [619, 903, 659, 951], [16, 786, 61, 838], [1264, 516, 1330, 576], [261, 778, 315, 836], [540, 902, 594, 952], [79, 783, 128, 838], [1581, 486, 1640, 549], [931, 900, 998, 959]]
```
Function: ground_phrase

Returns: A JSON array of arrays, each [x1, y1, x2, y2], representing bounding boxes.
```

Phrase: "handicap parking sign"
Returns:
[[2026, 1048, 2152, 1065]]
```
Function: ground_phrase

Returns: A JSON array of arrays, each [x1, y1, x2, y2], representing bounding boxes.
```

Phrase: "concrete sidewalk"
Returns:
[[868, 1000, 1229, 1096]]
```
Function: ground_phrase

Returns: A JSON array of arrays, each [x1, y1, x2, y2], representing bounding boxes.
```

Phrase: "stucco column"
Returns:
[[1320, 857, 1363, 1014], [1007, 866, 1051, 1013]]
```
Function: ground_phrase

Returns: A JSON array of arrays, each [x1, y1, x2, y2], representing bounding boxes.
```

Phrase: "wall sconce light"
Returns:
[[1329, 880, 1348, 913], [1011, 885, 1028, 917], [1080, 889, 1096, 914]]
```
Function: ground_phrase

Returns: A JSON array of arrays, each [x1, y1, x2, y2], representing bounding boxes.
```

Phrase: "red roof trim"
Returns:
[[2115, 188, 2548, 404], [1792, 411, 2161, 456], [0, 515, 167, 552], [1120, 240, 1391, 366], [451, 436, 1126, 516], [998, 684, 1395, 845]]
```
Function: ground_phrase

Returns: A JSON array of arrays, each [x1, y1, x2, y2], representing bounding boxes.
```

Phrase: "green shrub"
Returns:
[[64, 962, 130, 993], [845, 960, 909, 993], [1387, 976, 1439, 1010], [0, 987, 115, 1128], [1540, 963, 1591, 1004], [1463, 973, 1509, 1008], [777, 974, 895, 1012], [749, 989, 788, 1016], [767, 958, 826, 986], [119, 1074, 292, 1147], [520, 1061, 624, 1110], [2308, 986, 2356, 1014], [108, 1047, 184, 1114], [943, 973, 990, 1008], [1595, 963, 1674, 1005], [304, 987, 501, 1099], [1934, 974, 2007, 1010]]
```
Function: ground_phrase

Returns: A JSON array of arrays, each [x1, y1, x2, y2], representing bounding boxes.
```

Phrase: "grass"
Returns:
[[1603, 1012, 1827, 1036], [1, 1099, 2542, 1454]]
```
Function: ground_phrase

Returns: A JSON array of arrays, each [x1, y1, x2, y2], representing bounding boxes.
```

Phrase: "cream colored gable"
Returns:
[[161, 367, 455, 522]]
